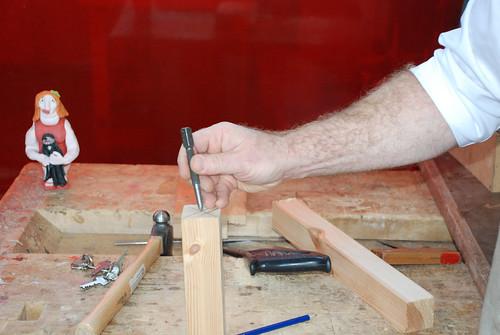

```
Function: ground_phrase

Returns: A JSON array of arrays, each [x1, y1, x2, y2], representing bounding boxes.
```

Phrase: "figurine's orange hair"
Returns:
[[32, 90, 69, 122]]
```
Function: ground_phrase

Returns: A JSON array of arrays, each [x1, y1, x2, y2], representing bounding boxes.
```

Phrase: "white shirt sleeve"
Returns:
[[410, 0, 500, 147]]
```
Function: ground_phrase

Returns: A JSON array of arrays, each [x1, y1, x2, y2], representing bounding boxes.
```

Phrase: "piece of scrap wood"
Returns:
[[272, 198, 434, 333], [419, 159, 490, 298], [182, 205, 226, 335], [371, 247, 461, 265]]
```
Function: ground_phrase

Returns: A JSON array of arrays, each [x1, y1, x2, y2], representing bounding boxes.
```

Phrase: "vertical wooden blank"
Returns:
[[181, 205, 225, 335]]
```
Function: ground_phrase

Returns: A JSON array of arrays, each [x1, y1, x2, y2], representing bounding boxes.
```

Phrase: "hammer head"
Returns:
[[151, 210, 173, 256]]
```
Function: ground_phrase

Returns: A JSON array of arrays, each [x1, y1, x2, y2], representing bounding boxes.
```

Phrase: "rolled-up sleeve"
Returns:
[[410, 0, 500, 147]]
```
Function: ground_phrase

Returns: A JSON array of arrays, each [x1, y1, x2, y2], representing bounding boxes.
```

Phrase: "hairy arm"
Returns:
[[281, 70, 457, 179], [178, 70, 458, 208]]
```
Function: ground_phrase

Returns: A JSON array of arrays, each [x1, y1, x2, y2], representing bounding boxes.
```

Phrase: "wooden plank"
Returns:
[[450, 133, 500, 192], [272, 198, 434, 333], [419, 159, 490, 297], [181, 205, 225, 335], [371, 247, 461, 265], [246, 170, 452, 241]]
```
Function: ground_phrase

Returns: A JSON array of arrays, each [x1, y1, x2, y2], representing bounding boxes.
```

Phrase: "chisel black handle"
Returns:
[[243, 248, 332, 276]]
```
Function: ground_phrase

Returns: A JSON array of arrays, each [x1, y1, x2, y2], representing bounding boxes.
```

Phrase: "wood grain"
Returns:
[[272, 198, 434, 333], [181, 206, 225, 335]]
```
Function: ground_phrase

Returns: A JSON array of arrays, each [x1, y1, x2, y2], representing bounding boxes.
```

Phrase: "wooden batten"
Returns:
[[419, 159, 490, 297], [450, 132, 500, 192], [272, 198, 434, 333], [181, 205, 226, 335], [371, 247, 461, 265]]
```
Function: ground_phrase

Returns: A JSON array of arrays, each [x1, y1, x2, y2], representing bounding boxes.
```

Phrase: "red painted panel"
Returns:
[[0, 0, 462, 195]]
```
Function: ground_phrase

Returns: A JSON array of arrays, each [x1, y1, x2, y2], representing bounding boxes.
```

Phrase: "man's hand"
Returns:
[[177, 122, 288, 209]]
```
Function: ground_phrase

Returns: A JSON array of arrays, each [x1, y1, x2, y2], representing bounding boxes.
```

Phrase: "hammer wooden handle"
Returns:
[[75, 237, 162, 335]]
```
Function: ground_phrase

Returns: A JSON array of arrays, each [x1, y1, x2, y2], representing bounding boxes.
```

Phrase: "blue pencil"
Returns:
[[237, 314, 311, 335]]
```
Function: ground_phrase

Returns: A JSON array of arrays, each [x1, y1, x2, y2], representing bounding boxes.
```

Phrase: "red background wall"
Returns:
[[0, 0, 462, 196]]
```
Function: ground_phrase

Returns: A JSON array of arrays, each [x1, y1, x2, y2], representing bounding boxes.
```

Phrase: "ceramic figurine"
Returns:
[[25, 90, 80, 190]]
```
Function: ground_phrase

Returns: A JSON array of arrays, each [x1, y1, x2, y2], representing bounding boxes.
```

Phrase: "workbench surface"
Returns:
[[0, 163, 482, 334], [0, 253, 481, 334]]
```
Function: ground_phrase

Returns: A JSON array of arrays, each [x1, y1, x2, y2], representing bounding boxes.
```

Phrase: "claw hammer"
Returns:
[[75, 210, 173, 335]]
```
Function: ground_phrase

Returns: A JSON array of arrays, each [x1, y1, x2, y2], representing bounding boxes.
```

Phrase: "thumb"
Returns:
[[190, 153, 238, 176]]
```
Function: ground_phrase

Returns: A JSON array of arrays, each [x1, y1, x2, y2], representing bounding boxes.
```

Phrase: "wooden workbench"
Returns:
[[0, 163, 482, 334]]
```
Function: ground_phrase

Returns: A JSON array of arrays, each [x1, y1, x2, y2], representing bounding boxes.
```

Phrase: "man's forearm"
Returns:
[[281, 70, 457, 179]]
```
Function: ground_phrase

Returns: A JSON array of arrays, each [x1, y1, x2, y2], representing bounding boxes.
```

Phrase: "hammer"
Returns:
[[75, 210, 173, 335]]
